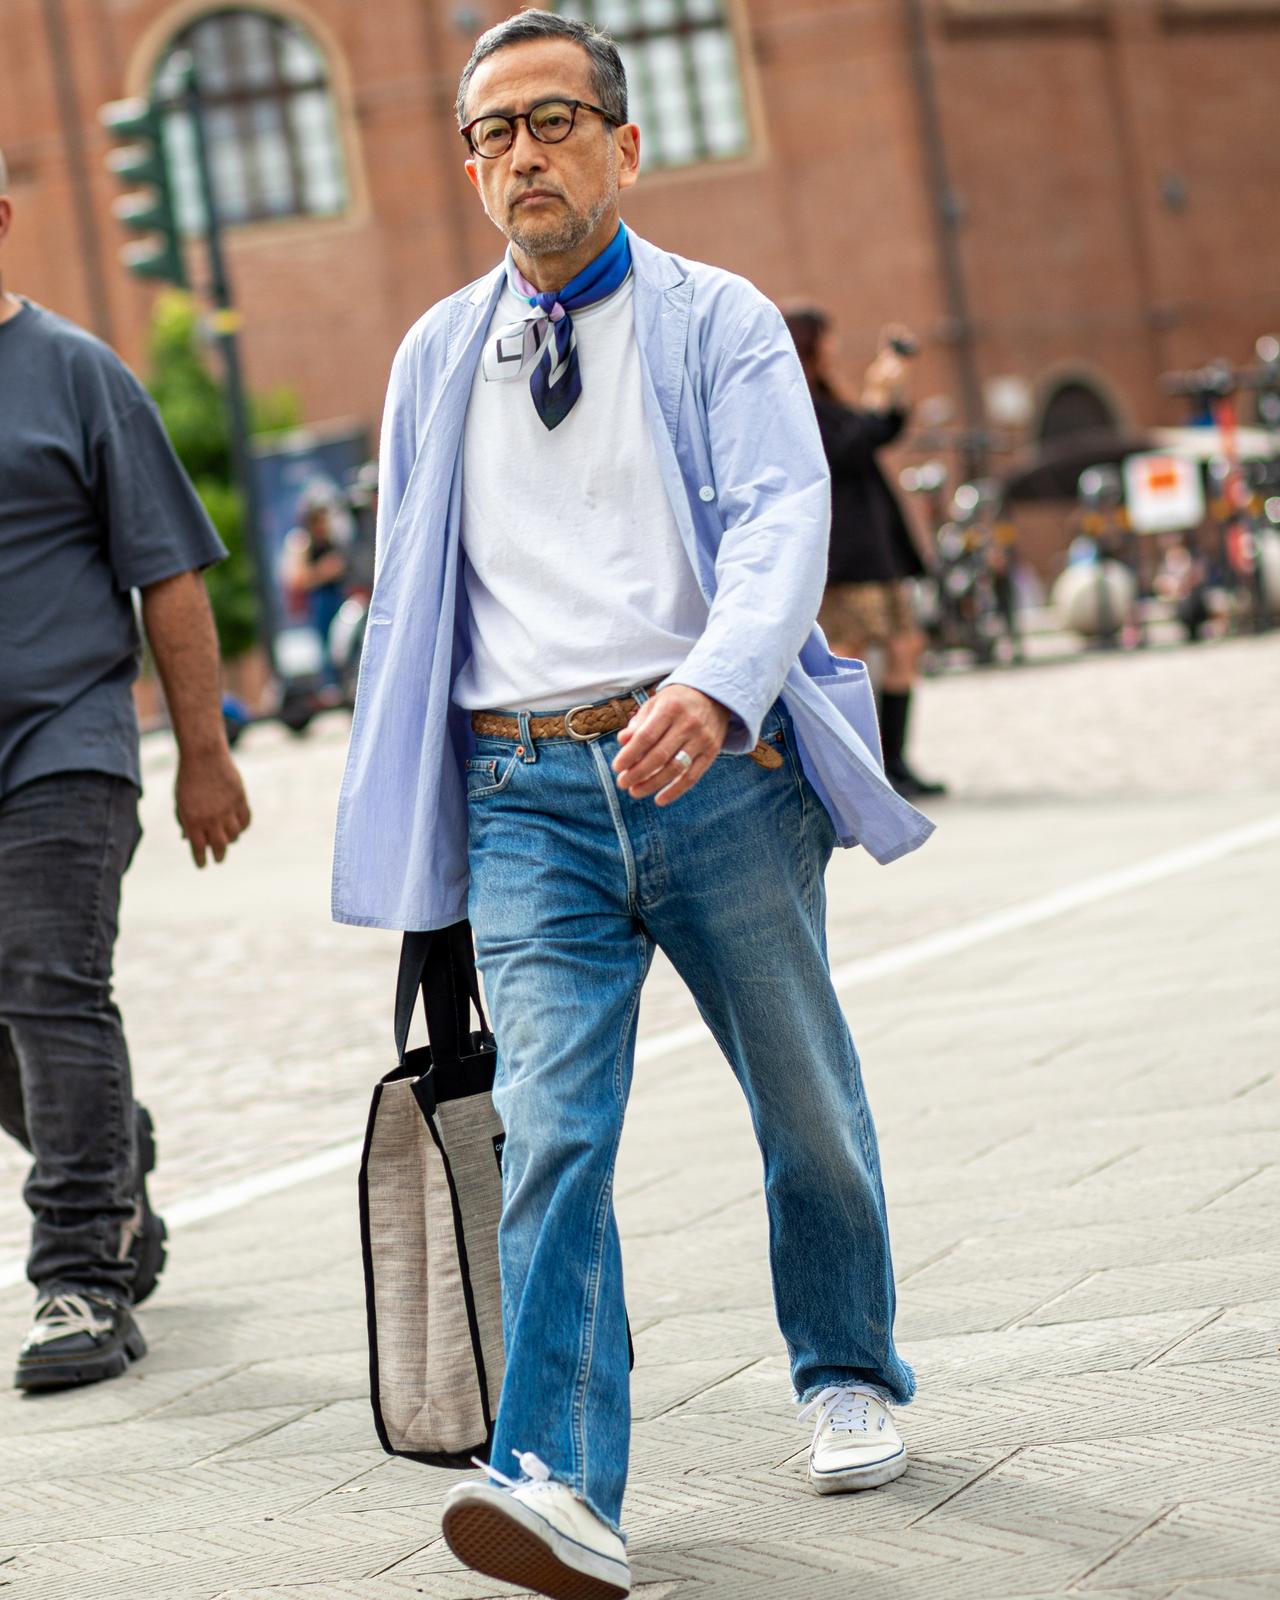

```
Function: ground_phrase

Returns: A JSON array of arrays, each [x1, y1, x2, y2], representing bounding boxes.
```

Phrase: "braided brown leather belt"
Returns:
[[470, 687, 784, 770]]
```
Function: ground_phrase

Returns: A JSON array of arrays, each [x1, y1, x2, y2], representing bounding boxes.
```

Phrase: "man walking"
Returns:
[[0, 152, 250, 1390], [333, 15, 932, 1597]]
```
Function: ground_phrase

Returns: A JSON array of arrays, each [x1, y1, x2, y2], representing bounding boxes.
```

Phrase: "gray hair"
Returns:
[[0, 147, 8, 194], [455, 10, 628, 127]]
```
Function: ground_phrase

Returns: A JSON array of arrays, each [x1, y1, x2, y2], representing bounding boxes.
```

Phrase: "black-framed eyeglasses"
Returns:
[[460, 98, 622, 159]]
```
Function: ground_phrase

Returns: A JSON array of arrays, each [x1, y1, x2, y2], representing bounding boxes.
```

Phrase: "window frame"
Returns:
[[152, 5, 350, 233], [553, 0, 756, 174]]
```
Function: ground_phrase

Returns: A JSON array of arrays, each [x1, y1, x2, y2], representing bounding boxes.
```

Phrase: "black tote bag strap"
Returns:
[[394, 922, 489, 1065]]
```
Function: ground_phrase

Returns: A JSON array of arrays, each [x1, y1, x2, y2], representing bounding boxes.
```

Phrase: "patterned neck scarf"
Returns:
[[482, 224, 633, 431]]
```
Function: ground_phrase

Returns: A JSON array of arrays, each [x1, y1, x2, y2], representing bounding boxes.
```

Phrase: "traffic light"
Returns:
[[100, 97, 186, 287]]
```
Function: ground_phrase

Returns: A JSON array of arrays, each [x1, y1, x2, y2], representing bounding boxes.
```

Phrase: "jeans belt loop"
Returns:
[[517, 709, 537, 761]]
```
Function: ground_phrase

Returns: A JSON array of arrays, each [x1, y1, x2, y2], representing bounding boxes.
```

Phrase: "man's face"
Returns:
[[462, 39, 639, 260]]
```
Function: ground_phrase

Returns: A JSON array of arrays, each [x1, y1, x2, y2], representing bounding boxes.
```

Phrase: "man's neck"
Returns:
[[0, 282, 23, 326], [511, 214, 620, 295]]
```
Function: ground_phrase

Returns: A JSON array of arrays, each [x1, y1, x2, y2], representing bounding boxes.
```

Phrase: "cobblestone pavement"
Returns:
[[0, 634, 1277, 1598]]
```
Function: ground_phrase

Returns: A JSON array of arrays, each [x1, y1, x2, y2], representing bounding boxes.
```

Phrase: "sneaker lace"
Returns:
[[470, 1449, 555, 1493], [797, 1385, 880, 1440], [22, 1293, 115, 1350]]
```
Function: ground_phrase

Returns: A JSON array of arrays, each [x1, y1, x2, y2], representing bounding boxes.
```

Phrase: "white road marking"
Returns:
[[2, 810, 1277, 1292]]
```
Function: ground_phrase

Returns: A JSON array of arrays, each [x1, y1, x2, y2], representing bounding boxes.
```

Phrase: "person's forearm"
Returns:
[[139, 570, 228, 757]]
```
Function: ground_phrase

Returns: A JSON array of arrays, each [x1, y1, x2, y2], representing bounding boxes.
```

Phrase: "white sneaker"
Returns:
[[799, 1385, 908, 1493], [442, 1450, 631, 1600]]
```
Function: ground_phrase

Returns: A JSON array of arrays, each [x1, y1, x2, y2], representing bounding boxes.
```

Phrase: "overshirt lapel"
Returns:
[[443, 270, 505, 413], [629, 235, 714, 598], [632, 244, 693, 445], [381, 270, 503, 589]]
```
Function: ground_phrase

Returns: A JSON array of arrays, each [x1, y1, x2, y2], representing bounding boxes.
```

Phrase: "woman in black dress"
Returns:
[[784, 307, 945, 800]]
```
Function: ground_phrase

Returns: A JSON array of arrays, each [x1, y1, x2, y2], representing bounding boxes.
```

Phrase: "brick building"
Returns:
[[5, 0, 1280, 540]]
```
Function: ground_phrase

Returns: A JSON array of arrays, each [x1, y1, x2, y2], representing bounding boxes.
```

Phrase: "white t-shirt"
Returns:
[[452, 278, 708, 713]]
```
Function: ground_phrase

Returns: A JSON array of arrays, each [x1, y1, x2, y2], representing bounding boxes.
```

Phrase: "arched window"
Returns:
[[554, 0, 750, 171], [1037, 379, 1118, 444], [153, 8, 348, 231]]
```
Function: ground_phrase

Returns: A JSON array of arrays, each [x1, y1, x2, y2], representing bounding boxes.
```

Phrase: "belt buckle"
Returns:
[[563, 704, 600, 741], [564, 689, 641, 742]]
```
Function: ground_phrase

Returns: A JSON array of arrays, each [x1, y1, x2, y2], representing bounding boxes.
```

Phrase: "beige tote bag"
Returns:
[[359, 925, 505, 1466]]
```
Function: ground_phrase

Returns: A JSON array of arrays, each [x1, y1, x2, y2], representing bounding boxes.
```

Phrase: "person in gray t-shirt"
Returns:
[[0, 149, 251, 1390]]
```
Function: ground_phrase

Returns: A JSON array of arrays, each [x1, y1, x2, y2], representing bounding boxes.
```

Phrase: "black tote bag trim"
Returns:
[[422, 1097, 497, 1460], [359, 922, 499, 1469], [358, 1081, 394, 1459]]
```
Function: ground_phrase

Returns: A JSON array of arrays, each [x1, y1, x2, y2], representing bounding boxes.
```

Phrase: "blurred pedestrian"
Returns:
[[280, 493, 349, 686], [784, 308, 946, 800], [333, 14, 930, 1599], [0, 152, 250, 1391]]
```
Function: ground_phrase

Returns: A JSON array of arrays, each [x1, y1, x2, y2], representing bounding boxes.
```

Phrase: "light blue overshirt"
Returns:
[[332, 231, 933, 931]]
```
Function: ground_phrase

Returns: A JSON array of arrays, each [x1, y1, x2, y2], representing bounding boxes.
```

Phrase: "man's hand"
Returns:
[[175, 747, 251, 868], [612, 686, 731, 806]]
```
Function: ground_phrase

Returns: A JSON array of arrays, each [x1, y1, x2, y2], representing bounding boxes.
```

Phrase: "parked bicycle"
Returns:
[[900, 464, 1022, 666]]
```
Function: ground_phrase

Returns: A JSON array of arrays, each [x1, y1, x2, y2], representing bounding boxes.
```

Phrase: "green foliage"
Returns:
[[252, 385, 302, 436], [144, 292, 300, 659], [195, 477, 258, 662], [146, 293, 229, 479]]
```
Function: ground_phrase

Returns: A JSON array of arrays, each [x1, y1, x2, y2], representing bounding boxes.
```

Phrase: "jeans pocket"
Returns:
[[721, 703, 785, 763], [464, 755, 517, 801]]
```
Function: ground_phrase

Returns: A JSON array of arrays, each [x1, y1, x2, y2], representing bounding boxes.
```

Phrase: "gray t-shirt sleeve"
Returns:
[[92, 394, 228, 591]]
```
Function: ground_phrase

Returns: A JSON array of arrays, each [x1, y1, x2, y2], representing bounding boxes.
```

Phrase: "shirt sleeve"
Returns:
[[661, 295, 831, 752], [93, 396, 228, 592]]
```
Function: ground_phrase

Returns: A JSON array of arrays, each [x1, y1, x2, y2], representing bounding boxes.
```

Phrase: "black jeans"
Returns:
[[0, 771, 142, 1302]]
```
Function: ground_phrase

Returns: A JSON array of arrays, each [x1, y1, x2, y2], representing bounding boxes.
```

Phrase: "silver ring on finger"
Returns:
[[672, 748, 694, 773]]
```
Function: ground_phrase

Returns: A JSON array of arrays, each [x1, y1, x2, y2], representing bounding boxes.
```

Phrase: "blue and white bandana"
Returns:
[[483, 224, 633, 430]]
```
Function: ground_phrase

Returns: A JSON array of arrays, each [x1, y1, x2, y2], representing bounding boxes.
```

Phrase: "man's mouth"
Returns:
[[511, 190, 561, 208]]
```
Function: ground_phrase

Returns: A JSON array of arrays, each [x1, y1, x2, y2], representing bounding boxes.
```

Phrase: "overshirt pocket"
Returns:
[[812, 659, 883, 765], [464, 755, 516, 801]]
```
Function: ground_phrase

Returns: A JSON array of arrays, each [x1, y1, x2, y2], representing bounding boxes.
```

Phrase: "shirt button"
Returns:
[[698, 485, 715, 502]]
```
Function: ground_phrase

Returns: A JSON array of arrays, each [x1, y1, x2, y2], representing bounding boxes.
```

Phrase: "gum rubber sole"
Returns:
[[442, 1495, 629, 1600]]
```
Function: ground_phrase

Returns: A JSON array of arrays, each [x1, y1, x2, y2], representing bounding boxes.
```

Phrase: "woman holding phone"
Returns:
[[783, 308, 946, 801]]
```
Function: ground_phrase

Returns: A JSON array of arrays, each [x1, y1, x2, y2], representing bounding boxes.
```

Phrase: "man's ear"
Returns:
[[616, 124, 641, 191], [0, 196, 13, 248], [464, 157, 480, 195]]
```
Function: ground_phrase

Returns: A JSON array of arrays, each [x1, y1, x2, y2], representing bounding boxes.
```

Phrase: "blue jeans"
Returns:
[[465, 697, 914, 1535]]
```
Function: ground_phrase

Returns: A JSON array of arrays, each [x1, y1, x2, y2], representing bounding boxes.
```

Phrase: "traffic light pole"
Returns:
[[179, 62, 281, 670]]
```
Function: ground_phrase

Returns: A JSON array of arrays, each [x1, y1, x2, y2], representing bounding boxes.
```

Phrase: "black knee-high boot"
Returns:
[[877, 689, 946, 797]]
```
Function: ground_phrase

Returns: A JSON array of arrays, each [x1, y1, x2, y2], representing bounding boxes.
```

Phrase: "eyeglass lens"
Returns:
[[470, 100, 577, 156]]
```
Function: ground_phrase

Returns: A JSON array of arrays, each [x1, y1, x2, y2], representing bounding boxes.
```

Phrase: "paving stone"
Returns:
[[1021, 1253, 1280, 1327], [1153, 1299, 1280, 1367], [0, 1407, 313, 1486], [1079, 1489, 1280, 1589], [905, 1310, 1214, 1389]]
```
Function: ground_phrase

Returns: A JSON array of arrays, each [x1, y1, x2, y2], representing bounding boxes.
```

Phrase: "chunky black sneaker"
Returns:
[[13, 1293, 147, 1392], [127, 1104, 168, 1305]]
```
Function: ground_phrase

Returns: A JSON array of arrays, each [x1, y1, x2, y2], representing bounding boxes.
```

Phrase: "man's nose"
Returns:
[[509, 120, 549, 174]]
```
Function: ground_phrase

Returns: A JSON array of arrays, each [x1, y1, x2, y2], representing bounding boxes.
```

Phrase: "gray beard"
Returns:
[[503, 186, 614, 259]]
